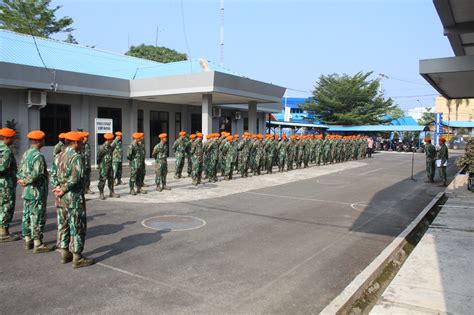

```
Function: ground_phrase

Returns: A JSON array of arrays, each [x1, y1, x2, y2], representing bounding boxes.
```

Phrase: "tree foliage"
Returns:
[[417, 107, 435, 126], [126, 44, 187, 63], [387, 106, 405, 120], [0, 0, 74, 37], [301, 71, 397, 125]]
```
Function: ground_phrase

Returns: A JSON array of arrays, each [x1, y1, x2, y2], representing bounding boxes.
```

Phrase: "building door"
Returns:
[[150, 111, 169, 157], [190, 113, 202, 133], [97, 107, 122, 145], [219, 116, 232, 133]]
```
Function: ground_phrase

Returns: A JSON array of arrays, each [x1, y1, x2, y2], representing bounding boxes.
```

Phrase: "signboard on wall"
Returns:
[[94, 118, 113, 134], [434, 112, 443, 145]]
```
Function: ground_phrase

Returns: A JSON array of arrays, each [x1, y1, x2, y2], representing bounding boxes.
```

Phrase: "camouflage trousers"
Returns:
[[239, 157, 249, 177], [426, 159, 435, 180], [187, 155, 192, 176], [207, 158, 218, 181], [303, 153, 310, 168], [175, 154, 185, 177], [314, 149, 321, 165], [84, 167, 91, 191], [224, 159, 234, 178], [98, 165, 114, 193], [129, 165, 145, 189], [438, 166, 447, 183], [155, 158, 168, 187], [139, 163, 146, 187], [0, 187, 15, 228], [192, 161, 203, 181], [266, 155, 274, 173], [22, 197, 47, 241], [113, 161, 122, 182], [57, 203, 87, 254], [278, 155, 286, 172]]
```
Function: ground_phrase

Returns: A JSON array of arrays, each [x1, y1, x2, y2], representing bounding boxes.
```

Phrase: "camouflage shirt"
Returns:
[[112, 139, 123, 163], [17, 146, 48, 200], [0, 142, 17, 190], [55, 146, 84, 208], [152, 142, 167, 160], [127, 141, 145, 169]]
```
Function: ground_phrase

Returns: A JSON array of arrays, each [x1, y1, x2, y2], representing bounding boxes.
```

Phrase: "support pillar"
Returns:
[[202, 94, 213, 135], [248, 101, 257, 134]]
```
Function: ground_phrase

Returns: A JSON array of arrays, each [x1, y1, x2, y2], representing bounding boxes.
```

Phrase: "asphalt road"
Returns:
[[0, 152, 459, 314]]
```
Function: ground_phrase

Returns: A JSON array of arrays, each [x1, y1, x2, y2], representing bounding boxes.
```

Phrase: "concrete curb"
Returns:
[[320, 190, 445, 315]]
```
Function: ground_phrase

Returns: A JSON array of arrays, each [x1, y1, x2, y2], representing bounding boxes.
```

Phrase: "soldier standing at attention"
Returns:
[[52, 131, 94, 268], [127, 133, 144, 195], [54, 133, 66, 156], [112, 131, 123, 186], [222, 135, 236, 180], [153, 133, 171, 192], [0, 128, 20, 242], [424, 138, 436, 183], [207, 134, 219, 182], [437, 138, 449, 187], [238, 132, 251, 177], [17, 130, 52, 253], [277, 134, 287, 172], [185, 134, 193, 177], [138, 133, 147, 189], [81, 132, 93, 194], [191, 133, 204, 185], [173, 131, 187, 179], [286, 135, 296, 171], [97, 133, 119, 200]]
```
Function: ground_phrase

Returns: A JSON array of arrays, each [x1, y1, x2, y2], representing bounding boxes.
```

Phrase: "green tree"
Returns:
[[126, 44, 187, 63], [0, 0, 74, 37], [417, 107, 435, 126], [301, 71, 397, 125], [387, 106, 405, 120], [64, 32, 78, 44]]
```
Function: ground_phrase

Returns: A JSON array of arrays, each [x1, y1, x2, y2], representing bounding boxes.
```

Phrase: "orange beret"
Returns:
[[226, 135, 233, 141], [179, 131, 186, 136], [115, 131, 122, 136], [439, 138, 446, 142], [243, 132, 250, 136], [0, 128, 17, 138], [190, 134, 196, 139], [104, 133, 114, 140], [196, 132, 203, 138], [132, 132, 141, 139], [81, 132, 90, 137], [233, 134, 239, 138], [27, 130, 45, 140], [257, 134, 263, 139], [58, 133, 66, 139], [64, 131, 83, 142], [158, 133, 167, 139]]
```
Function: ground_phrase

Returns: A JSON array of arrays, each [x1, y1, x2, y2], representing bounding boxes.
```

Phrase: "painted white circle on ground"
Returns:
[[141, 215, 206, 232], [350, 202, 369, 212]]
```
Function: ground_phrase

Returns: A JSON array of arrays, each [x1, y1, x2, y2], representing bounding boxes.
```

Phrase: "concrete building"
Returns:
[[0, 30, 285, 163], [434, 96, 474, 122]]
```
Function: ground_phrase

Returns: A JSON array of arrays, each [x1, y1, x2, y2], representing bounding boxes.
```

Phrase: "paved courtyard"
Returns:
[[0, 152, 459, 313]]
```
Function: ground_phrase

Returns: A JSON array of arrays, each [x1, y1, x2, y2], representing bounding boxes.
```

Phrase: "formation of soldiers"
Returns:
[[172, 131, 369, 185], [0, 128, 94, 269]]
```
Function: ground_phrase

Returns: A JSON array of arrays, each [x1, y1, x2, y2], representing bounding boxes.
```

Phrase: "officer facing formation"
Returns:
[[424, 138, 436, 183], [97, 133, 119, 200], [0, 128, 20, 242], [17, 130, 52, 253]]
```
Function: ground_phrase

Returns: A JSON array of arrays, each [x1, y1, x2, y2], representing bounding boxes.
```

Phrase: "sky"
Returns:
[[52, 0, 454, 112]]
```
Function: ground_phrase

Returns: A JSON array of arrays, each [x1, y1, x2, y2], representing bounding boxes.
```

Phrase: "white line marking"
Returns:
[[141, 215, 207, 232], [245, 191, 362, 209], [358, 168, 383, 176]]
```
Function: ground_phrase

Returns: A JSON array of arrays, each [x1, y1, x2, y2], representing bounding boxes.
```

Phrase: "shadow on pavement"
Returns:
[[84, 229, 170, 263], [87, 220, 136, 240]]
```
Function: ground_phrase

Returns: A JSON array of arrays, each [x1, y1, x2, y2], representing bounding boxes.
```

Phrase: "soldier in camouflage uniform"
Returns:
[[185, 135, 193, 177], [54, 133, 65, 156], [17, 130, 52, 252], [295, 137, 304, 169], [286, 135, 296, 171], [424, 138, 436, 183], [152, 133, 171, 192], [0, 128, 20, 242], [277, 134, 287, 172], [138, 135, 147, 188], [222, 135, 236, 180], [81, 132, 93, 194], [52, 131, 94, 268], [112, 131, 123, 186], [303, 136, 311, 168], [191, 133, 204, 185], [252, 134, 264, 176], [173, 131, 187, 179], [127, 132, 146, 195], [437, 138, 449, 187], [265, 134, 276, 174], [205, 134, 219, 182], [238, 132, 251, 177], [314, 135, 322, 166], [97, 133, 119, 200]]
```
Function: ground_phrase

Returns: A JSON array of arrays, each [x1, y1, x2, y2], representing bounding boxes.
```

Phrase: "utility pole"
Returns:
[[155, 25, 164, 47]]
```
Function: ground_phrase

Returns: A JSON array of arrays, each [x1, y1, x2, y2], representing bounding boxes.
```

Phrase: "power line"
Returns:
[[379, 73, 430, 86]]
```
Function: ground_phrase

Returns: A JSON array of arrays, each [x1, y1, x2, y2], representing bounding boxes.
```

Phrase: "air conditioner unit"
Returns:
[[235, 111, 241, 120], [27, 90, 47, 107], [212, 107, 221, 117]]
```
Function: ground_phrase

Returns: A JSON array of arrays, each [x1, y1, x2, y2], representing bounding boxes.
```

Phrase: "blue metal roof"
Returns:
[[327, 125, 425, 132], [281, 97, 313, 109], [442, 121, 474, 128], [391, 116, 418, 125], [0, 30, 241, 80]]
